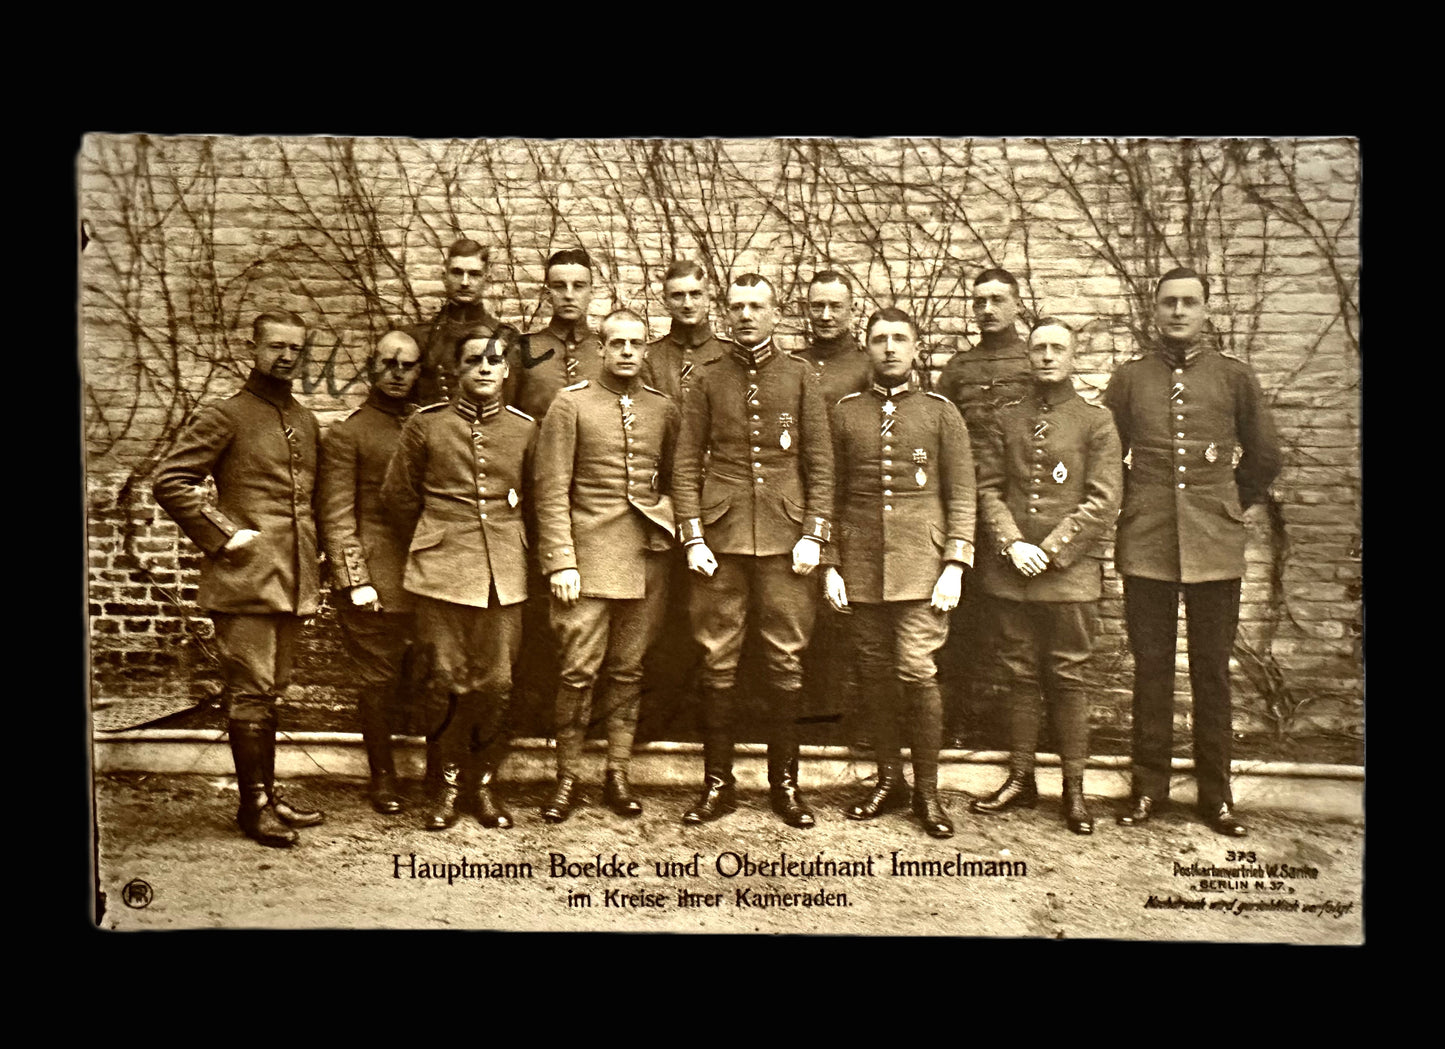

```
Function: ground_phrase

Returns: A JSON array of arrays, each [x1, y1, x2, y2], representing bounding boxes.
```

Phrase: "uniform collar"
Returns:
[[364, 388, 411, 416], [731, 337, 774, 368], [668, 320, 715, 349], [1032, 378, 1077, 407], [454, 395, 501, 422], [243, 368, 295, 408], [975, 329, 1027, 356], [870, 380, 912, 398], [806, 332, 858, 360], [599, 374, 644, 397], [441, 301, 497, 327], [1157, 336, 1210, 369], [547, 316, 592, 345]]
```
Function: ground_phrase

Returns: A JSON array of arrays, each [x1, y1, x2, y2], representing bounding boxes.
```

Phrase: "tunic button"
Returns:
[[752, 446, 761, 453], [749, 369, 757, 376], [480, 513, 487, 520], [752, 415, 760, 421], [749, 400, 760, 407], [1028, 507, 1038, 513], [883, 460, 892, 466], [883, 475, 892, 482], [755, 477, 764, 484], [627, 453, 634, 459], [1178, 483, 1186, 489], [883, 489, 892, 497], [1176, 415, 1184, 421], [1030, 493, 1039, 500], [1178, 449, 1186, 455], [884, 505, 893, 511], [1178, 465, 1186, 472], [883, 445, 892, 453], [753, 462, 762, 469], [1174, 368, 1183, 375], [1176, 432, 1184, 438]]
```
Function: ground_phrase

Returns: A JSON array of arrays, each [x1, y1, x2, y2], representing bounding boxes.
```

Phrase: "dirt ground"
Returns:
[[92, 771, 1363, 942]]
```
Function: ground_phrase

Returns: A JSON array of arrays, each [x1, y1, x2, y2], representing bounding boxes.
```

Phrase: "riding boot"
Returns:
[[361, 686, 403, 813], [423, 692, 467, 830], [767, 687, 814, 829], [260, 706, 323, 827], [1063, 772, 1094, 835], [905, 681, 953, 838], [543, 685, 590, 822], [228, 718, 297, 848], [971, 689, 1040, 814], [471, 690, 514, 829], [683, 686, 736, 823], [602, 682, 643, 816], [846, 673, 908, 820]]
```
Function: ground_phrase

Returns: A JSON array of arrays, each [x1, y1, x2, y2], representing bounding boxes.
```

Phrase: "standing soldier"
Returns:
[[970, 318, 1122, 835], [534, 309, 681, 822], [1105, 268, 1282, 836], [318, 330, 423, 814], [152, 311, 325, 848], [510, 248, 604, 420], [673, 273, 834, 828], [382, 325, 536, 832], [407, 238, 502, 406], [826, 308, 974, 839], [644, 259, 729, 401]]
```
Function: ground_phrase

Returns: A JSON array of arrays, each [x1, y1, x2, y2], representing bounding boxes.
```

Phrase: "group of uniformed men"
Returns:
[[151, 237, 1282, 850]]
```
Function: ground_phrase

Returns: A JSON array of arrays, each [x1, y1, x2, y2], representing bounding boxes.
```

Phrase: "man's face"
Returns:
[[1154, 277, 1208, 342], [664, 274, 710, 327], [866, 320, 918, 385], [443, 253, 488, 307], [370, 332, 422, 399], [546, 263, 593, 324], [973, 280, 1020, 335], [725, 282, 778, 346], [457, 338, 509, 403], [1028, 325, 1076, 384], [807, 280, 852, 342], [251, 323, 307, 381], [600, 318, 648, 381]]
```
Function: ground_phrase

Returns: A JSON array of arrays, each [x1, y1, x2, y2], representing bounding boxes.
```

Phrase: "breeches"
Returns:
[[210, 612, 301, 722], [689, 554, 817, 692], [413, 595, 523, 696], [852, 600, 951, 684], [550, 555, 669, 690]]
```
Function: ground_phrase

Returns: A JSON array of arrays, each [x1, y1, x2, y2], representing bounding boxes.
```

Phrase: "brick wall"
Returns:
[[80, 136, 1362, 743]]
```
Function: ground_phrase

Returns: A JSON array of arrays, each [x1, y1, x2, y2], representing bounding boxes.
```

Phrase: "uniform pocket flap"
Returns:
[[408, 526, 446, 553], [701, 496, 732, 525]]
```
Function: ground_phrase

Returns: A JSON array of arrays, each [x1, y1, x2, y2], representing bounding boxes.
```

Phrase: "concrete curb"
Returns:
[[93, 731, 1364, 819]]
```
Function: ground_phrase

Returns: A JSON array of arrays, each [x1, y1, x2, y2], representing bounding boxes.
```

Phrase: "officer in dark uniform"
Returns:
[[1105, 267, 1282, 836], [406, 238, 502, 407], [825, 308, 975, 839], [153, 310, 325, 848], [971, 317, 1122, 835], [318, 330, 422, 814], [534, 309, 681, 822], [935, 268, 1036, 748], [643, 259, 729, 401], [509, 247, 604, 420], [673, 273, 834, 828], [381, 325, 537, 832]]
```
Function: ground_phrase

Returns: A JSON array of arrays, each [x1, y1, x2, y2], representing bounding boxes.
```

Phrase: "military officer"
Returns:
[[1105, 267, 1282, 837], [970, 317, 1122, 835], [534, 309, 681, 822], [152, 310, 325, 848], [381, 324, 537, 832], [935, 267, 1036, 748], [318, 330, 423, 814], [509, 247, 604, 420], [406, 238, 502, 406], [673, 273, 834, 828], [643, 259, 729, 401], [825, 308, 975, 839]]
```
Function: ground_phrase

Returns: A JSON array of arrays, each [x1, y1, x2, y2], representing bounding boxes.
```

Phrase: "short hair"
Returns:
[[808, 270, 851, 294], [663, 259, 707, 283], [251, 310, 306, 342], [600, 308, 647, 340], [727, 273, 776, 306], [446, 237, 490, 263], [371, 329, 420, 359], [1029, 315, 1076, 342], [865, 307, 918, 339], [455, 323, 521, 362], [545, 248, 593, 276], [972, 268, 1019, 293], [1155, 266, 1210, 302]]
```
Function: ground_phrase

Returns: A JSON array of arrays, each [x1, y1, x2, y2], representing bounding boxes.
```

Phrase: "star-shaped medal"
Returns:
[[619, 394, 633, 409], [882, 400, 897, 416]]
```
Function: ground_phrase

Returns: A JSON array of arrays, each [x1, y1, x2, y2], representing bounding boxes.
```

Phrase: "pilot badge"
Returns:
[[913, 448, 928, 487], [1205, 441, 1219, 463], [778, 412, 794, 450], [1052, 461, 1068, 483], [507, 488, 519, 508]]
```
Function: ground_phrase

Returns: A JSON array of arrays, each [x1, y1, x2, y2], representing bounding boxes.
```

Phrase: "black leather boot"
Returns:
[[1063, 774, 1094, 835], [847, 673, 907, 820], [260, 708, 323, 827], [229, 719, 298, 847], [845, 764, 908, 820], [365, 730, 403, 814], [473, 764, 514, 829], [683, 687, 737, 824], [1116, 795, 1155, 826], [769, 753, 816, 829], [424, 762, 463, 830], [911, 784, 955, 839], [683, 774, 737, 824], [905, 681, 952, 839], [603, 769, 643, 817], [541, 775, 579, 823], [971, 766, 1039, 814]]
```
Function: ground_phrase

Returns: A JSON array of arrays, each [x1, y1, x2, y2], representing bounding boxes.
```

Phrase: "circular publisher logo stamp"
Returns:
[[122, 879, 153, 909]]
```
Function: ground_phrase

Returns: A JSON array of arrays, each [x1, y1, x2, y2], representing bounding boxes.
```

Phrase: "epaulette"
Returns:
[[562, 380, 589, 392], [641, 384, 667, 397], [416, 401, 449, 413], [925, 392, 953, 403], [647, 333, 670, 345], [505, 405, 536, 422], [703, 356, 725, 365], [835, 391, 863, 406], [714, 332, 735, 344]]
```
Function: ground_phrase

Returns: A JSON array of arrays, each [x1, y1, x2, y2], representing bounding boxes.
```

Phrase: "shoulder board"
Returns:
[[703, 356, 725, 366], [925, 392, 953, 403], [641, 384, 667, 397], [562, 380, 589, 392], [344, 406, 366, 422], [505, 405, 536, 422], [1218, 352, 1250, 367], [416, 402, 449, 413], [714, 332, 735, 344], [835, 391, 863, 405], [647, 333, 670, 345], [1083, 398, 1109, 410]]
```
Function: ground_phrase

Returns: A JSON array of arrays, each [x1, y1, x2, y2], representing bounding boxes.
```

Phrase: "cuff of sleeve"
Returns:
[[340, 549, 371, 590], [997, 533, 1023, 557], [802, 516, 831, 543], [680, 518, 705, 545], [944, 538, 974, 567], [196, 508, 240, 556], [540, 547, 578, 573], [1041, 520, 1083, 567]]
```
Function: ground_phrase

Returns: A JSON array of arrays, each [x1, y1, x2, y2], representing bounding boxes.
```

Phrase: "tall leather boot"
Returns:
[[1056, 688, 1093, 834], [603, 682, 643, 817], [971, 688, 1040, 814], [423, 692, 466, 830], [259, 707, 323, 827], [905, 681, 953, 839], [768, 687, 814, 829], [361, 686, 403, 814], [472, 691, 514, 829], [1063, 772, 1094, 835], [543, 685, 590, 823], [846, 674, 908, 820], [228, 718, 297, 848], [683, 686, 736, 823]]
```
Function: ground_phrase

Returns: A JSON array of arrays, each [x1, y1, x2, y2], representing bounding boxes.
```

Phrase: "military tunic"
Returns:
[[404, 302, 502, 407], [935, 330, 1032, 444], [795, 333, 873, 407], [643, 321, 728, 403], [509, 317, 604, 420]]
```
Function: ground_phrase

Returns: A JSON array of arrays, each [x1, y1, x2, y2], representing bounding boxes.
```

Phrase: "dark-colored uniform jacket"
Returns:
[[404, 302, 502, 407], [644, 321, 728, 402], [1103, 343, 1282, 583], [317, 388, 415, 612], [976, 382, 1123, 602], [508, 317, 603, 420], [381, 397, 537, 608], [935, 330, 1032, 443], [794, 333, 873, 407], [824, 383, 975, 602], [152, 370, 321, 615], [535, 377, 681, 599], [673, 340, 833, 556]]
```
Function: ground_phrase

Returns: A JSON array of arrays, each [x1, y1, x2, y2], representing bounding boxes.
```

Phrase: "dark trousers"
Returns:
[[210, 612, 301, 722], [993, 599, 1096, 777], [413, 595, 523, 739], [338, 609, 416, 739], [1124, 576, 1241, 809], [939, 576, 1002, 739]]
